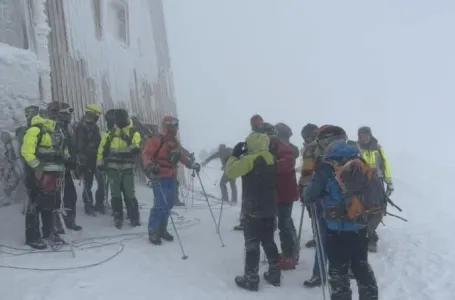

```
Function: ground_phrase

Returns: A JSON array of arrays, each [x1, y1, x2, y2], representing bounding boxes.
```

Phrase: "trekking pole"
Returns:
[[191, 170, 195, 207], [195, 171, 225, 247], [216, 178, 224, 232], [155, 180, 188, 260], [311, 204, 329, 300], [56, 170, 76, 258], [295, 202, 305, 259]]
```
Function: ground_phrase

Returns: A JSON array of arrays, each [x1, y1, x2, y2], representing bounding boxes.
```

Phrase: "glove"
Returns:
[[232, 142, 246, 158], [190, 162, 201, 173], [385, 181, 394, 196]]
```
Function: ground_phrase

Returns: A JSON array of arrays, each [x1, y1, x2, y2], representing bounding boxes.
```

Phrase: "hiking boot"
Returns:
[[94, 202, 106, 215], [235, 275, 259, 291], [159, 220, 174, 241], [303, 275, 322, 288], [84, 203, 97, 216], [278, 256, 297, 270], [66, 222, 82, 231], [305, 239, 316, 248], [130, 219, 141, 227], [26, 238, 47, 250], [113, 211, 123, 229], [263, 264, 281, 286], [233, 223, 244, 231], [44, 233, 66, 245], [149, 230, 162, 245]]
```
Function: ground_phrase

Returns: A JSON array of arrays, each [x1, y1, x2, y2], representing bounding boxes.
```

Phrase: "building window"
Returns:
[[0, 0, 30, 49], [92, 0, 103, 39], [108, 0, 129, 45]]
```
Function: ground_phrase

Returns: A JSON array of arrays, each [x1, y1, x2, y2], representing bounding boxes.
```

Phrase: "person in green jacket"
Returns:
[[97, 109, 141, 229]]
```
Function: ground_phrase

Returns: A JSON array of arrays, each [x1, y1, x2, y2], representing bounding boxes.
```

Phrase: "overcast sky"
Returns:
[[164, 0, 455, 163]]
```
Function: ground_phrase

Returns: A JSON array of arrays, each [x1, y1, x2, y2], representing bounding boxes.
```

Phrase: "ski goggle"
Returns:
[[59, 107, 74, 114], [163, 118, 179, 127]]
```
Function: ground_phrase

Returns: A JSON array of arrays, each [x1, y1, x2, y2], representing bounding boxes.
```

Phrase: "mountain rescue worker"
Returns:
[[142, 116, 201, 245], [97, 109, 141, 229], [201, 144, 237, 203], [299, 123, 319, 249], [16, 106, 40, 145], [226, 133, 281, 291], [266, 123, 299, 270], [303, 126, 379, 300], [21, 102, 73, 249], [357, 126, 393, 253], [75, 104, 104, 216]]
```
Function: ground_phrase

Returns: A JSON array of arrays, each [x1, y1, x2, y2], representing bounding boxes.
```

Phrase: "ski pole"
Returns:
[[311, 204, 329, 300], [156, 180, 188, 260], [216, 178, 224, 232], [295, 202, 305, 259], [190, 169, 195, 207], [195, 171, 225, 247]]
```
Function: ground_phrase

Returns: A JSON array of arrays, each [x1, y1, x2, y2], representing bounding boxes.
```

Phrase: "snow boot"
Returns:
[[303, 275, 322, 288], [263, 263, 281, 286], [94, 201, 106, 215], [84, 203, 97, 216], [159, 219, 174, 242], [235, 275, 259, 291], [113, 211, 123, 229], [64, 211, 82, 231], [233, 223, 244, 231], [278, 255, 297, 270], [149, 230, 162, 245], [65, 221, 82, 231], [305, 239, 316, 248], [26, 238, 48, 250]]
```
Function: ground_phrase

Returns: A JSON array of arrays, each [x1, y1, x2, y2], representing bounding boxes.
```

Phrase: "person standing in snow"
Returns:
[[142, 116, 200, 245], [201, 144, 237, 203], [357, 126, 393, 253], [97, 109, 142, 229], [21, 102, 73, 249], [303, 125, 379, 300], [74, 104, 105, 216], [268, 122, 300, 270], [226, 132, 281, 291]]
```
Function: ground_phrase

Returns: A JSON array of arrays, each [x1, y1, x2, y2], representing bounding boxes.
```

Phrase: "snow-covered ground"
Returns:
[[0, 157, 453, 300]]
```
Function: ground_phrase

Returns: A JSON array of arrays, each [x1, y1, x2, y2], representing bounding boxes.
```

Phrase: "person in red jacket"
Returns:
[[142, 116, 200, 245], [266, 123, 300, 270]]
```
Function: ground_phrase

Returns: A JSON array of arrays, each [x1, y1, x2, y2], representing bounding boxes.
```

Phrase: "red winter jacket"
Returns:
[[270, 137, 299, 204]]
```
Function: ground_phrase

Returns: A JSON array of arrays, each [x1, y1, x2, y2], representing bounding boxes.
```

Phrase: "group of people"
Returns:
[[6, 101, 199, 250], [202, 114, 394, 299]]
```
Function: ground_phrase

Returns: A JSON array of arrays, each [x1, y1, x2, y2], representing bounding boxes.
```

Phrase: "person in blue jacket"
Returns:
[[303, 125, 378, 300]]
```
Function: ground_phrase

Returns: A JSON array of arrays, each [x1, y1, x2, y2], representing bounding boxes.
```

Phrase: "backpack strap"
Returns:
[[152, 134, 165, 160]]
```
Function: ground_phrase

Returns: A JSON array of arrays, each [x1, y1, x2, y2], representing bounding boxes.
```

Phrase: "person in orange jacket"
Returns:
[[142, 116, 200, 245]]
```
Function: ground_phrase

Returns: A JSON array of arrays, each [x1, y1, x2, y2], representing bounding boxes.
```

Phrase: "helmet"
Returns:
[[24, 105, 39, 120], [104, 109, 116, 130], [162, 116, 179, 135], [275, 122, 292, 139], [47, 101, 73, 121], [316, 125, 347, 150], [358, 126, 372, 135], [85, 104, 102, 116], [262, 122, 277, 136]]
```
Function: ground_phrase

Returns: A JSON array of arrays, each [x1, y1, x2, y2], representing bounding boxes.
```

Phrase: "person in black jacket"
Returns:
[[225, 132, 281, 291], [75, 104, 104, 215]]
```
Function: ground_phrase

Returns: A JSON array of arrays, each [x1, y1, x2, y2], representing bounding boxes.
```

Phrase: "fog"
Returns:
[[164, 0, 455, 164]]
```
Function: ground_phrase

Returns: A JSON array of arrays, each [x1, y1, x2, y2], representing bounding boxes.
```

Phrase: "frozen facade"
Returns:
[[0, 0, 181, 202]]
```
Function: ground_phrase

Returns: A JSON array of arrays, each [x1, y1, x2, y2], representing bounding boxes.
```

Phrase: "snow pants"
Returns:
[[277, 202, 297, 257], [312, 216, 327, 278], [148, 177, 176, 231], [82, 167, 105, 207], [25, 168, 63, 242], [243, 215, 279, 280], [63, 169, 78, 226], [107, 168, 139, 221], [326, 228, 378, 300], [220, 173, 237, 203]]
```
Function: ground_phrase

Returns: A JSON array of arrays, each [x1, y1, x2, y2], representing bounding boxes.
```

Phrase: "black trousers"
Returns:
[[24, 168, 62, 242], [82, 168, 105, 206], [277, 202, 297, 257], [327, 228, 378, 300], [220, 173, 237, 202], [243, 215, 279, 280]]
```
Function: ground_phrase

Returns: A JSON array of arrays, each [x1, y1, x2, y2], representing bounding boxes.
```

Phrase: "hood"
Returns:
[[30, 115, 55, 131], [246, 132, 270, 154]]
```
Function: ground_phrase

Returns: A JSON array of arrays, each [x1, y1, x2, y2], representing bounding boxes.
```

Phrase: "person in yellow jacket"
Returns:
[[357, 125, 393, 252], [97, 108, 141, 229], [21, 102, 71, 249]]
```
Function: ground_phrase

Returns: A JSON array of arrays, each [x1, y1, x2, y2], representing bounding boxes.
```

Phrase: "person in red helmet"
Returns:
[[142, 116, 200, 245]]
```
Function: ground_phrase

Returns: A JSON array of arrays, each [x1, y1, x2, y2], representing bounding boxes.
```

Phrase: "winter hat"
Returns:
[[275, 122, 292, 139], [316, 125, 347, 150], [85, 104, 102, 116], [250, 114, 264, 132], [301, 123, 318, 140], [358, 126, 372, 135], [262, 122, 277, 136]]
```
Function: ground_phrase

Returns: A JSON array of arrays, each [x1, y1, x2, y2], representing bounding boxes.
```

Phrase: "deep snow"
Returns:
[[0, 157, 453, 300]]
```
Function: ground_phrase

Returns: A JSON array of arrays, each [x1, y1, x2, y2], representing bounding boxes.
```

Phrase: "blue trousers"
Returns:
[[312, 216, 328, 278], [148, 177, 176, 231]]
